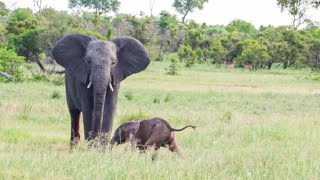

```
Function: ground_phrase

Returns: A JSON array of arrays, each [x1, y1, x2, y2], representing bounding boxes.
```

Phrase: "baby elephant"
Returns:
[[110, 117, 196, 154]]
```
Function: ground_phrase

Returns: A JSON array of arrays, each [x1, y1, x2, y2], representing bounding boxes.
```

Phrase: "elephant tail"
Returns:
[[170, 125, 196, 132]]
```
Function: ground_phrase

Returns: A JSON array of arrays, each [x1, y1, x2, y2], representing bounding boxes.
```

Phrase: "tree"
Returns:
[[277, 0, 320, 29], [210, 38, 227, 64], [0, 1, 9, 16], [172, 0, 208, 23], [234, 39, 270, 68], [8, 29, 42, 62], [281, 28, 306, 68], [69, 0, 120, 14], [226, 19, 257, 36], [33, 0, 43, 13], [37, 8, 81, 58], [304, 28, 320, 69], [0, 47, 25, 81], [178, 45, 196, 67], [258, 26, 289, 69], [6, 8, 39, 35]]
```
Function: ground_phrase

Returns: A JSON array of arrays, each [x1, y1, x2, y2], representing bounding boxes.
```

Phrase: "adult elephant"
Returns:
[[51, 34, 150, 145]]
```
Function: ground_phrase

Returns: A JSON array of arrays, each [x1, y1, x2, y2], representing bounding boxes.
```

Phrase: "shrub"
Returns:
[[0, 48, 25, 81], [164, 93, 174, 103], [153, 97, 161, 104], [167, 58, 179, 75], [51, 90, 61, 99], [124, 91, 133, 101]]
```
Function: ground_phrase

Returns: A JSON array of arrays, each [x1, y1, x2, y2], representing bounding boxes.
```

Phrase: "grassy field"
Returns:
[[1, 61, 320, 179]]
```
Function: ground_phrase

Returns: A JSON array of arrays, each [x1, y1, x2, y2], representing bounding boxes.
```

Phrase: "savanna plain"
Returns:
[[0, 61, 320, 179]]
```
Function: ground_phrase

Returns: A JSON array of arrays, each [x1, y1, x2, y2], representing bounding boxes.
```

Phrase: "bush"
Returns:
[[153, 97, 161, 104], [0, 48, 25, 81], [124, 91, 133, 101], [167, 58, 179, 75], [51, 90, 61, 99]]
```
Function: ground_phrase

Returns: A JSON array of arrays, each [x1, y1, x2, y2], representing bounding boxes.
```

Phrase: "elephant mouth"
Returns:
[[87, 81, 114, 92]]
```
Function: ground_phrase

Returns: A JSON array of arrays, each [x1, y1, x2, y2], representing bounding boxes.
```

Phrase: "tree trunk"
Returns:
[[181, 11, 189, 24]]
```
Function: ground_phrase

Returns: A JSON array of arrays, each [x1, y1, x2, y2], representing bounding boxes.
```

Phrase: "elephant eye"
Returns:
[[111, 60, 116, 66]]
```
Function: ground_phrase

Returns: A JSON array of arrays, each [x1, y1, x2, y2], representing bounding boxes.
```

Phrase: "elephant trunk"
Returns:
[[91, 66, 111, 139]]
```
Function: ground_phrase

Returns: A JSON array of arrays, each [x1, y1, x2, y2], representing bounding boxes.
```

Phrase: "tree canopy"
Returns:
[[172, 0, 208, 23], [68, 0, 120, 14]]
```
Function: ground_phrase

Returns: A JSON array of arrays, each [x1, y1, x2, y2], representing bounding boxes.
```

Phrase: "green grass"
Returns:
[[0, 61, 320, 179]]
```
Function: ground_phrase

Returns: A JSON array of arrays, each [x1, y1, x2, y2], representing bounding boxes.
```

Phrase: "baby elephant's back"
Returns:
[[137, 118, 172, 145]]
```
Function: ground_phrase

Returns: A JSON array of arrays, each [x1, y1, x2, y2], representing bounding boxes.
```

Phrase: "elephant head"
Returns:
[[110, 121, 141, 145], [51, 34, 150, 138]]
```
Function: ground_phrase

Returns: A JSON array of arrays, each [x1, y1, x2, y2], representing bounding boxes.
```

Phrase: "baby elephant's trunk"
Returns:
[[170, 125, 196, 132]]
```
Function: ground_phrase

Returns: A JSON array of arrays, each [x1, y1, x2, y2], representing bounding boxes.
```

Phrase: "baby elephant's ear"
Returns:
[[128, 122, 140, 135]]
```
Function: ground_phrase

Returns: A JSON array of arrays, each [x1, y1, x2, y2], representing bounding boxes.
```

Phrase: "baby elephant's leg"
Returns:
[[168, 133, 181, 155]]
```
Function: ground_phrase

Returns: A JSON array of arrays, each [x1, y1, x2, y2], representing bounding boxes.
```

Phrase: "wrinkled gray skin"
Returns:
[[51, 34, 150, 145]]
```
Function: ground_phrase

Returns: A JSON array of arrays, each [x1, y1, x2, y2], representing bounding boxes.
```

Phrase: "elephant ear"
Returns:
[[112, 37, 150, 84], [51, 34, 95, 84], [127, 122, 141, 135]]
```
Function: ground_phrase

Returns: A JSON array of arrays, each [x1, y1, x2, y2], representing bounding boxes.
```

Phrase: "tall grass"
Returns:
[[0, 62, 319, 179]]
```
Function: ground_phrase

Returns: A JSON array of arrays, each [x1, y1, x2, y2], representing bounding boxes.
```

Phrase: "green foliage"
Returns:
[[157, 11, 179, 32], [173, 0, 209, 23], [124, 91, 133, 101], [226, 19, 257, 36], [6, 8, 39, 35], [68, 0, 120, 14], [0, 2, 318, 75], [8, 29, 42, 61], [167, 58, 179, 75], [234, 39, 270, 68], [30, 73, 50, 82], [0, 1, 9, 16], [281, 28, 306, 68], [36, 8, 81, 56], [0, 47, 25, 81], [125, 15, 157, 45], [210, 38, 227, 64], [277, 0, 319, 28], [303, 28, 320, 69], [51, 90, 61, 99], [0, 21, 7, 47], [164, 93, 174, 102], [178, 45, 196, 68], [153, 97, 161, 104]]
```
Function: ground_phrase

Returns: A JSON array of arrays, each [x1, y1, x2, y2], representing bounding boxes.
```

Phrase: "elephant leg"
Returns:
[[70, 109, 81, 146], [78, 83, 94, 141], [82, 110, 93, 140], [101, 83, 120, 142], [168, 133, 180, 154]]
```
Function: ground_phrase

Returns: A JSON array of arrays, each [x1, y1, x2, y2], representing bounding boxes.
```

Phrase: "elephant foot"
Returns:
[[70, 137, 80, 148], [85, 132, 110, 149]]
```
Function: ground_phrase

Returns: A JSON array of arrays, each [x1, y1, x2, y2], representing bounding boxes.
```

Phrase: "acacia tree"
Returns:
[[172, 0, 208, 23], [69, 0, 120, 24], [277, 0, 320, 29]]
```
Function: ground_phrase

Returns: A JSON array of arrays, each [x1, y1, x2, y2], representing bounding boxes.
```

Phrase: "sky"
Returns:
[[2, 0, 320, 27]]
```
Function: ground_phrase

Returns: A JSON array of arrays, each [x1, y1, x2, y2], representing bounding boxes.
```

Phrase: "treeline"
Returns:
[[0, 2, 320, 81]]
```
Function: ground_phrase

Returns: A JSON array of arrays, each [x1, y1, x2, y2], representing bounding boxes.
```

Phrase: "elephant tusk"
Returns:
[[109, 83, 114, 92], [87, 81, 92, 88]]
